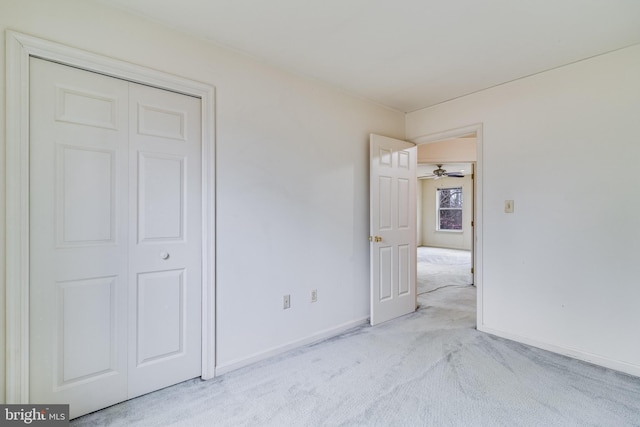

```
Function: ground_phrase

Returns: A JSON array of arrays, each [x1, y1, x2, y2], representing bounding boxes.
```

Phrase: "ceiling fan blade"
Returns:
[[418, 175, 436, 180], [445, 172, 464, 178]]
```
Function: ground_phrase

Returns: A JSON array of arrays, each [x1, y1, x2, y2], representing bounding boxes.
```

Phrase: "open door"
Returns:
[[369, 134, 417, 325]]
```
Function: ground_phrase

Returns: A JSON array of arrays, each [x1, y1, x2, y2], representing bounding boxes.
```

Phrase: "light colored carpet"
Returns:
[[72, 286, 640, 426], [417, 246, 472, 294]]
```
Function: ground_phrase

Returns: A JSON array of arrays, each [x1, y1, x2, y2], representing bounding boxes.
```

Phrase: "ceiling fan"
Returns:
[[418, 164, 464, 180]]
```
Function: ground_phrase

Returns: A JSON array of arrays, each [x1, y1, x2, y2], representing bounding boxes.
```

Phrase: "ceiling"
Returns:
[[97, 0, 640, 112]]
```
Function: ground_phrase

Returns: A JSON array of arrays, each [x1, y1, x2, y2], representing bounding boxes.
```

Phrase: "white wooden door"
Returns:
[[127, 83, 202, 398], [29, 58, 130, 416], [29, 58, 202, 418], [369, 134, 417, 325]]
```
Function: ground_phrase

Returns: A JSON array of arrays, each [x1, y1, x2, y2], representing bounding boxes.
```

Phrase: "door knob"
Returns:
[[160, 251, 170, 260], [369, 236, 382, 243]]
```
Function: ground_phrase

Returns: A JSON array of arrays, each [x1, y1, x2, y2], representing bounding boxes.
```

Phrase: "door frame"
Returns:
[[5, 31, 216, 403], [411, 123, 483, 328]]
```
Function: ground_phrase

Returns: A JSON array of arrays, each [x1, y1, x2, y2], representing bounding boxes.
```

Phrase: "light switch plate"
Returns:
[[505, 200, 514, 213]]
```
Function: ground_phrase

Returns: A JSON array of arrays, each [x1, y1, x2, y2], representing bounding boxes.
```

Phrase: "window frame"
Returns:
[[436, 186, 463, 232]]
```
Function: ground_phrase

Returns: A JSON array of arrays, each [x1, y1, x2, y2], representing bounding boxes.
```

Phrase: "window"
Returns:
[[437, 187, 463, 230]]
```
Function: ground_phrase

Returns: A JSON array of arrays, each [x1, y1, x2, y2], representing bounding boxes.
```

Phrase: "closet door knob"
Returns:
[[160, 251, 170, 260]]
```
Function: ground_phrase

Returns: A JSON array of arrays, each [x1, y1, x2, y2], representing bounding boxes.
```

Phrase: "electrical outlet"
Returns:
[[311, 289, 317, 303], [283, 294, 290, 310]]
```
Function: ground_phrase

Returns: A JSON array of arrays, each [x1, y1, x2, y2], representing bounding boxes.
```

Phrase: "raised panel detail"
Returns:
[[379, 147, 392, 167], [398, 245, 410, 296], [379, 247, 393, 301], [138, 104, 186, 141], [57, 144, 115, 246], [58, 277, 117, 386], [56, 86, 117, 129], [398, 151, 409, 169], [378, 176, 392, 231], [138, 152, 185, 242], [136, 270, 185, 366], [397, 178, 409, 229]]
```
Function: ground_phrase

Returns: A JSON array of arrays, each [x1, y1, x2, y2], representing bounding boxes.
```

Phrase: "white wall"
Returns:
[[417, 138, 476, 163], [0, 0, 405, 399], [407, 44, 640, 376], [420, 175, 472, 250]]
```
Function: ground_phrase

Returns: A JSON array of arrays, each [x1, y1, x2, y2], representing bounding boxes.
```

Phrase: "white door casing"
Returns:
[[369, 134, 417, 325], [5, 31, 215, 405]]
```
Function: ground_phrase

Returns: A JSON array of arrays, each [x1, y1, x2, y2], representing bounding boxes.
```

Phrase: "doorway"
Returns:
[[412, 126, 481, 324], [368, 127, 482, 327]]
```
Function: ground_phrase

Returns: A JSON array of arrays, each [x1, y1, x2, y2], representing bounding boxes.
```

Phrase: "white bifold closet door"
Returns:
[[29, 57, 202, 419]]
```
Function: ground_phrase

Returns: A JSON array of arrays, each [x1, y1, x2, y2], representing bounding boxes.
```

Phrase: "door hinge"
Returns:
[[471, 221, 474, 227], [471, 267, 474, 274]]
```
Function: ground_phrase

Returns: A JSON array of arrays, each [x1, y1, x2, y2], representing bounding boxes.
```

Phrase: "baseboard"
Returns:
[[478, 325, 640, 378], [214, 317, 369, 376]]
